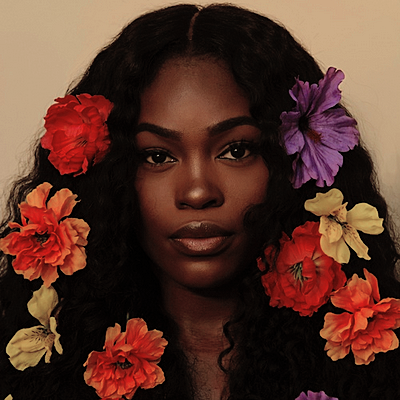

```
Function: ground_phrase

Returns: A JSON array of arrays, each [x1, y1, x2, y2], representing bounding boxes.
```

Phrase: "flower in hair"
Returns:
[[320, 269, 400, 365], [295, 390, 338, 400], [280, 67, 359, 188], [304, 189, 384, 264], [84, 318, 168, 399], [0, 182, 90, 287], [6, 285, 62, 370], [257, 221, 346, 317], [41, 94, 113, 176]]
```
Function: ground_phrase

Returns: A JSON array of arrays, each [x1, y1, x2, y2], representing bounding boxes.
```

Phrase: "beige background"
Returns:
[[1, 0, 399, 230]]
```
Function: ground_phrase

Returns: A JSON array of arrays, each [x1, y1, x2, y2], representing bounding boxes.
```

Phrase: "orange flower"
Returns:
[[84, 318, 168, 399], [320, 269, 400, 365], [41, 94, 113, 176], [0, 182, 89, 287], [258, 221, 346, 316]]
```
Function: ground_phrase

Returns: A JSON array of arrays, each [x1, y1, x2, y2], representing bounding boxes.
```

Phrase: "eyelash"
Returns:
[[141, 149, 177, 166], [141, 140, 258, 166], [218, 140, 257, 160]]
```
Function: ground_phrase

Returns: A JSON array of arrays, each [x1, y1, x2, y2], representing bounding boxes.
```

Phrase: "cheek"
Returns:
[[135, 178, 173, 236], [225, 162, 269, 207]]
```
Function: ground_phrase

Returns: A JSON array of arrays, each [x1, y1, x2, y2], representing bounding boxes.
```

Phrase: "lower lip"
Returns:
[[171, 236, 232, 256]]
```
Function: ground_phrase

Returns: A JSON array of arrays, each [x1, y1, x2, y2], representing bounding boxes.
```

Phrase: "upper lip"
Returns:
[[170, 222, 233, 239]]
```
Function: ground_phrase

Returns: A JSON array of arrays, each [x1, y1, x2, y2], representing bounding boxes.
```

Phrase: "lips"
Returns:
[[170, 222, 234, 256]]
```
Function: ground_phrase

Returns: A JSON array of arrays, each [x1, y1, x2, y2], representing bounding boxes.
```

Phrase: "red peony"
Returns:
[[257, 221, 346, 316], [84, 318, 168, 399], [320, 269, 400, 365], [0, 182, 89, 287], [41, 94, 113, 176]]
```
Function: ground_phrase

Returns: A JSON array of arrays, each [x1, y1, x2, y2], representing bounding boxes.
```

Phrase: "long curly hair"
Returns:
[[1, 4, 399, 400]]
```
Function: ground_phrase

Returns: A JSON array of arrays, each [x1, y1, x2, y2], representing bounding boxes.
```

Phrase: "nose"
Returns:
[[175, 161, 224, 210]]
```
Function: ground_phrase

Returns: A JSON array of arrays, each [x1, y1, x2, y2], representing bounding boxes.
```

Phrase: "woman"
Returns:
[[0, 4, 399, 399]]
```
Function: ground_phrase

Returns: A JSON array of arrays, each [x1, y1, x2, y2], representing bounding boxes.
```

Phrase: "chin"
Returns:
[[158, 257, 252, 292]]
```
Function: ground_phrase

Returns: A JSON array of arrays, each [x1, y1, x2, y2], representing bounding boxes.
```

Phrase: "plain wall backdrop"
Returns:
[[1, 0, 399, 230]]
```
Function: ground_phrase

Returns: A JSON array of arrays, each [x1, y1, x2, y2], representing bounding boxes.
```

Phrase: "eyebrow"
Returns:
[[135, 116, 259, 140]]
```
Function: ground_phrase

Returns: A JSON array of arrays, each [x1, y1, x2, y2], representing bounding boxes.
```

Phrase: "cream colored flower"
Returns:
[[6, 285, 63, 371], [305, 189, 384, 264], [4, 395, 13, 400]]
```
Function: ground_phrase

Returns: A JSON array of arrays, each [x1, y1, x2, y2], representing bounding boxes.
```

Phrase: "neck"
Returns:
[[162, 280, 238, 354], [161, 280, 237, 400]]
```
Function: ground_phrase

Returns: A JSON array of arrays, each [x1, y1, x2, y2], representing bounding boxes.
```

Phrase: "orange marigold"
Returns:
[[258, 221, 346, 316], [320, 268, 400, 365], [0, 182, 89, 287], [84, 318, 168, 399]]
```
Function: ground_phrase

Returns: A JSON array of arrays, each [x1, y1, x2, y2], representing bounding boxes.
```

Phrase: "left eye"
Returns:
[[144, 150, 176, 165], [218, 142, 253, 160]]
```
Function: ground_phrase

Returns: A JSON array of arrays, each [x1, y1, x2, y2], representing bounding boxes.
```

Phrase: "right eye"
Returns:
[[143, 150, 176, 165]]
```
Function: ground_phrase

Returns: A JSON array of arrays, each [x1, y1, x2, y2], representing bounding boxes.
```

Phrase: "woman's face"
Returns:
[[134, 58, 269, 291]]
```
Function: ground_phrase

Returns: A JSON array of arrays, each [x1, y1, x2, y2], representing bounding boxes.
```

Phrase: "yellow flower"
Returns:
[[305, 189, 384, 264], [6, 285, 63, 371]]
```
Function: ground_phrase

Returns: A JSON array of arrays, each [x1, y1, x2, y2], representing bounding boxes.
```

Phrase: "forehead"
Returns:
[[138, 57, 251, 130]]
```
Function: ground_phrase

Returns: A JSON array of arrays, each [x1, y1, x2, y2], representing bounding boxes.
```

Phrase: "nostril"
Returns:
[[200, 199, 218, 209], [179, 198, 219, 210]]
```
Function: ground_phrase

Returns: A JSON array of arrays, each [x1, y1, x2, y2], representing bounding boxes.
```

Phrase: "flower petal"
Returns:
[[295, 390, 339, 400], [49, 316, 63, 355], [320, 235, 350, 264], [298, 135, 343, 187], [27, 285, 58, 326], [342, 225, 370, 260], [25, 182, 52, 209], [311, 67, 344, 113], [6, 327, 47, 370], [347, 203, 384, 235], [305, 189, 344, 216], [46, 188, 78, 221], [280, 112, 305, 155], [363, 269, 381, 303], [319, 216, 343, 244], [309, 108, 359, 152]]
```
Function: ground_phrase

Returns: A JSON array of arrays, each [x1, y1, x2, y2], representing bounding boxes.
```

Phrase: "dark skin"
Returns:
[[135, 57, 269, 399]]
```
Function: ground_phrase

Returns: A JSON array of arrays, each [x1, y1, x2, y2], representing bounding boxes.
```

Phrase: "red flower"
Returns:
[[0, 182, 89, 287], [84, 318, 168, 399], [320, 269, 400, 365], [41, 94, 113, 176], [258, 221, 346, 316]]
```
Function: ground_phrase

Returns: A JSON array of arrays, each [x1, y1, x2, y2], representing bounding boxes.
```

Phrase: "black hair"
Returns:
[[1, 4, 399, 400]]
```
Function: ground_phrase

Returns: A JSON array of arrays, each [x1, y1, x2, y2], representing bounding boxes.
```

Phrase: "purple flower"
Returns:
[[295, 390, 339, 400], [280, 67, 359, 188]]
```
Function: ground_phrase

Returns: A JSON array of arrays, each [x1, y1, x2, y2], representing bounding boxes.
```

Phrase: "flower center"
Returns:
[[306, 129, 322, 143], [299, 116, 321, 143], [290, 262, 306, 283], [328, 215, 348, 228], [34, 232, 50, 245], [32, 326, 52, 341], [76, 137, 88, 147], [116, 359, 132, 370]]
